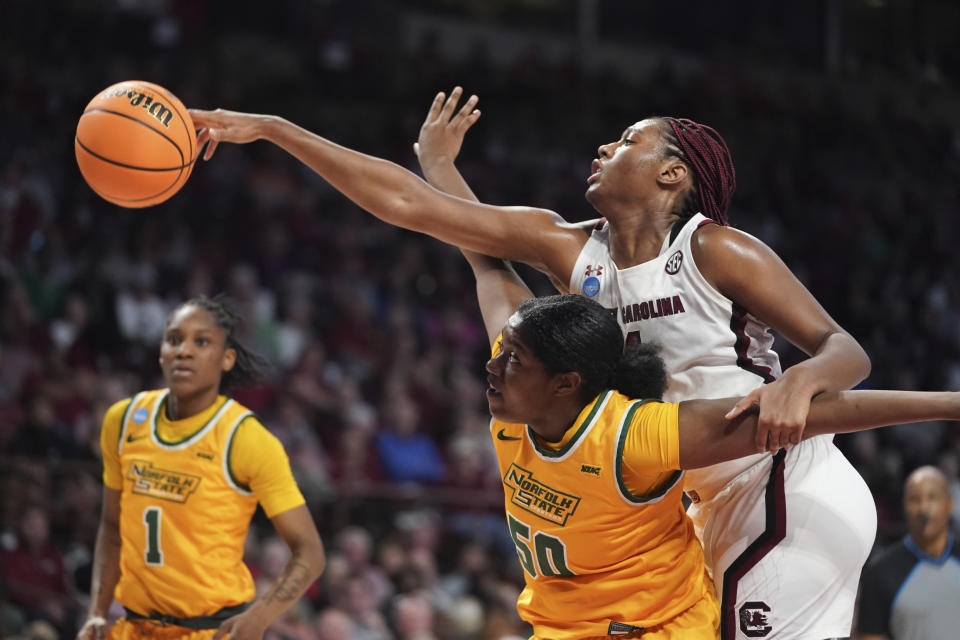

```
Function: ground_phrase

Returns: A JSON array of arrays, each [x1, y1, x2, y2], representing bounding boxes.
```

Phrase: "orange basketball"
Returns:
[[75, 80, 196, 208]]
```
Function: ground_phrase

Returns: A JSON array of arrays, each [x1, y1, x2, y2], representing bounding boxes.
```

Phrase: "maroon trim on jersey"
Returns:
[[594, 217, 607, 231], [720, 449, 787, 640], [696, 218, 717, 229], [730, 304, 776, 383]]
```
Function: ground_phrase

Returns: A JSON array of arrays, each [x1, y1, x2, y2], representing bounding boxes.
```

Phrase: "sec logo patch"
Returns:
[[665, 250, 683, 275]]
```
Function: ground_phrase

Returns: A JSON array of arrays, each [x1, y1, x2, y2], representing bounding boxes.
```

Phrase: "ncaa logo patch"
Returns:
[[132, 408, 149, 424], [582, 276, 601, 297], [739, 601, 772, 637], [664, 250, 683, 275]]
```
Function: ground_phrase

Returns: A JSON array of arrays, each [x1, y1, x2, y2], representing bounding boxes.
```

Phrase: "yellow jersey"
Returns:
[[100, 389, 305, 618], [491, 389, 716, 639]]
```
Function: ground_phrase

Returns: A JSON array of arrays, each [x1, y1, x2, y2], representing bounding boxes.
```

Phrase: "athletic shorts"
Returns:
[[109, 619, 218, 640], [533, 570, 720, 640], [687, 435, 877, 639]]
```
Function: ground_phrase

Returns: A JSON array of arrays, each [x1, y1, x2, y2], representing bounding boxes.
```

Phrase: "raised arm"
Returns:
[[414, 87, 597, 294], [189, 108, 587, 281], [695, 224, 871, 452], [410, 89, 534, 344], [459, 251, 534, 347], [677, 390, 958, 469], [414, 87, 482, 202]]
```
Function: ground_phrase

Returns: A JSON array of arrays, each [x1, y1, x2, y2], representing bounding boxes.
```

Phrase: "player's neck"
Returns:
[[529, 402, 587, 444], [606, 211, 680, 268], [166, 390, 220, 421]]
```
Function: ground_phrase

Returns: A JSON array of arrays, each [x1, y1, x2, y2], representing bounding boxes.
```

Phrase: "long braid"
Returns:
[[661, 117, 737, 226], [174, 294, 269, 393]]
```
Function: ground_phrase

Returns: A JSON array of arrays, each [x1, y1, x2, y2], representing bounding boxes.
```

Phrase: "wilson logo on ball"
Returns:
[[101, 85, 175, 127]]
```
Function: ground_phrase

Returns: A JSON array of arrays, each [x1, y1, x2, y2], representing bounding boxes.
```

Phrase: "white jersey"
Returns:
[[569, 213, 781, 500], [568, 213, 876, 639]]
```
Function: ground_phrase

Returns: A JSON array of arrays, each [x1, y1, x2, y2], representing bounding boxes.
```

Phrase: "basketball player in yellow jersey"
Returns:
[[76, 296, 325, 640], [460, 250, 960, 639]]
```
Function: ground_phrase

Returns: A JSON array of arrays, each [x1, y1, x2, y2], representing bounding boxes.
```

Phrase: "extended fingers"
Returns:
[[455, 95, 480, 131], [188, 108, 217, 128], [197, 128, 220, 161], [758, 415, 802, 453], [439, 86, 463, 121], [725, 388, 761, 419], [425, 91, 446, 124], [456, 94, 479, 120]]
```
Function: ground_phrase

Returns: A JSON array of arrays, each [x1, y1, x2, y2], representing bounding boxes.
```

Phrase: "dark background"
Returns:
[[2, 1, 959, 638]]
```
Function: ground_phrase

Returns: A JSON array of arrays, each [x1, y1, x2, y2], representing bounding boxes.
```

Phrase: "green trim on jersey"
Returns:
[[116, 397, 137, 453], [225, 414, 254, 493], [527, 390, 611, 458], [152, 392, 227, 447], [615, 399, 683, 504]]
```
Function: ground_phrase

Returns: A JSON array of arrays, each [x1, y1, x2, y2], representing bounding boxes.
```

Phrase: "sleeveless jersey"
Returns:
[[569, 213, 782, 499], [112, 390, 259, 617], [491, 389, 715, 638]]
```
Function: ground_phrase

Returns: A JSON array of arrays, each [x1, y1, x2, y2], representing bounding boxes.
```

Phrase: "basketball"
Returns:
[[75, 80, 196, 208]]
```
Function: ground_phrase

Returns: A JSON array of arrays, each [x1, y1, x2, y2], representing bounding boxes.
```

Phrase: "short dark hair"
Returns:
[[513, 294, 667, 402]]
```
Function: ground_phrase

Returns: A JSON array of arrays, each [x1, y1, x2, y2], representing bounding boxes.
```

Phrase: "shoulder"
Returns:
[[230, 412, 272, 441], [691, 223, 786, 291], [229, 415, 287, 466], [691, 223, 770, 263], [103, 398, 134, 424]]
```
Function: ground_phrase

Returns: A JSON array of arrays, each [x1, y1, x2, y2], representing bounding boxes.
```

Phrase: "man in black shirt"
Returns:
[[857, 466, 960, 639]]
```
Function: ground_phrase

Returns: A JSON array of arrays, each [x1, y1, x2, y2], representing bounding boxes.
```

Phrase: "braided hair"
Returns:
[[513, 295, 667, 403], [658, 117, 736, 226], [169, 294, 269, 393]]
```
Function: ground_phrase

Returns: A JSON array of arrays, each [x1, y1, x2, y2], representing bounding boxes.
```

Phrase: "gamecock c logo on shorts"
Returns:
[[740, 602, 773, 638], [739, 601, 772, 637]]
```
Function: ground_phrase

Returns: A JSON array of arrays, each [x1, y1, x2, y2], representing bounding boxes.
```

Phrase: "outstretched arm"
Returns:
[[695, 224, 871, 452], [189, 108, 586, 280], [677, 390, 958, 469]]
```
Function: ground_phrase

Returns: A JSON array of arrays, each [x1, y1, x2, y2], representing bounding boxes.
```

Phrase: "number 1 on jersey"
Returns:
[[143, 506, 164, 566]]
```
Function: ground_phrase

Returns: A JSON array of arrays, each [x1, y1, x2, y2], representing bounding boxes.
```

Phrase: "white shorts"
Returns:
[[687, 435, 877, 640]]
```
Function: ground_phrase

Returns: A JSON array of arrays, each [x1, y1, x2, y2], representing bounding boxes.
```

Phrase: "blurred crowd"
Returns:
[[2, 1, 960, 638]]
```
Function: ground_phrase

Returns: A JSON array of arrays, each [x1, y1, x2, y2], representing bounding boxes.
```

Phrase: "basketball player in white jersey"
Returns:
[[189, 91, 874, 639]]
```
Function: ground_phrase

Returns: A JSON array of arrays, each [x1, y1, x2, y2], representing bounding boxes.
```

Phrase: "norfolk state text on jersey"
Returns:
[[128, 460, 202, 503], [504, 463, 581, 526]]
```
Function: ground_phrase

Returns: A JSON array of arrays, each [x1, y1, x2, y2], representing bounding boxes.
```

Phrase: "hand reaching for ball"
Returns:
[[189, 109, 273, 161]]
